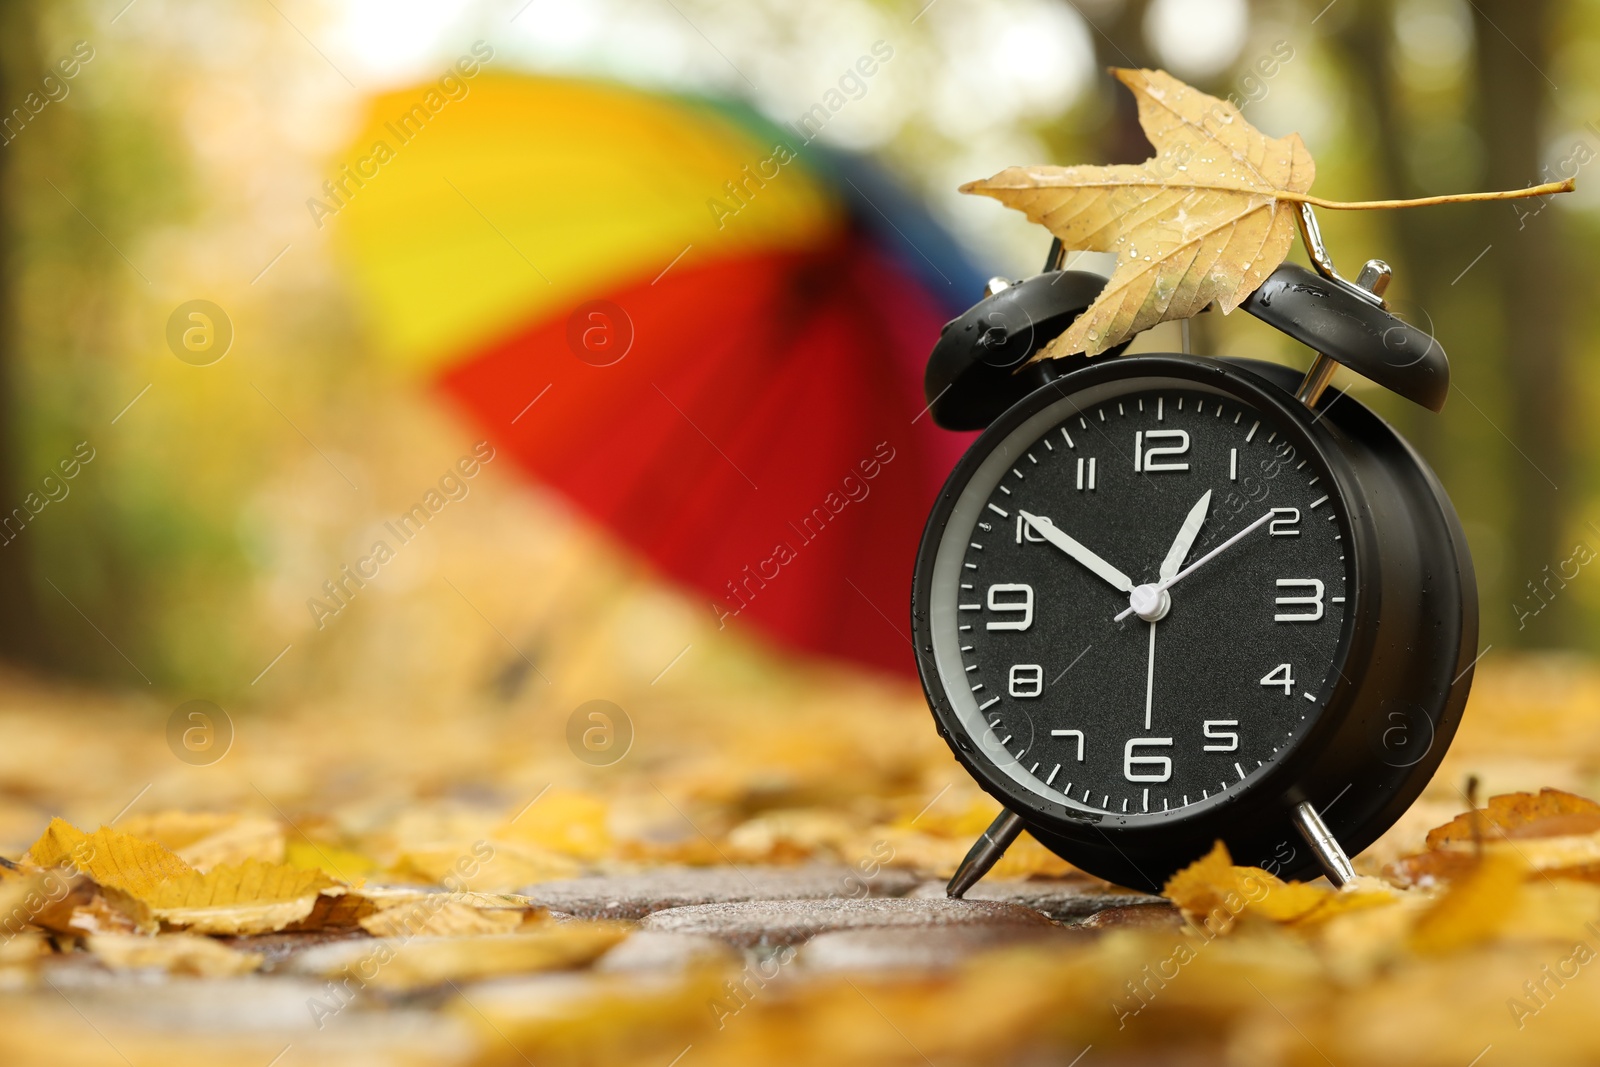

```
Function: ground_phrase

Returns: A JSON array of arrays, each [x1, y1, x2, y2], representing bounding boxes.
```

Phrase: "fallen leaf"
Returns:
[[303, 925, 630, 990], [1164, 841, 1393, 929], [284, 887, 380, 931], [65, 891, 152, 936], [1425, 788, 1600, 847], [26, 818, 194, 893], [89, 931, 263, 977], [147, 858, 342, 935], [1392, 790, 1600, 886], [359, 899, 534, 938], [392, 840, 580, 890], [0, 863, 99, 936], [494, 788, 613, 860], [0, 930, 44, 967], [115, 812, 285, 869], [963, 68, 1575, 358], [285, 836, 381, 880], [1407, 851, 1526, 954]]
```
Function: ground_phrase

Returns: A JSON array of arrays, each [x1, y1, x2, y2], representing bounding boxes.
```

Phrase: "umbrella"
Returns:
[[333, 73, 987, 676]]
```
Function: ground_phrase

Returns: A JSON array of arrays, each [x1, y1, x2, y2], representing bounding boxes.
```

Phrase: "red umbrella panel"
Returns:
[[335, 76, 988, 676]]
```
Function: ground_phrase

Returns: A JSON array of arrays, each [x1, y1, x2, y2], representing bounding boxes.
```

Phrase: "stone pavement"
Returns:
[[537, 865, 1179, 967]]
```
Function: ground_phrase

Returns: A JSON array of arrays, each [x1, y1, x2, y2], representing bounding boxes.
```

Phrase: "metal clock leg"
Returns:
[[946, 809, 1025, 898], [1289, 800, 1357, 887]]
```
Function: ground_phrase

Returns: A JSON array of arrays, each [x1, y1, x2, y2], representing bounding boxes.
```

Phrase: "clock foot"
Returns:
[[1290, 800, 1357, 887], [947, 809, 1025, 898]]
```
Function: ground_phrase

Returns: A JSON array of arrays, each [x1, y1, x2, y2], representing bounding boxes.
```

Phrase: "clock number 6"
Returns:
[[1123, 737, 1173, 782]]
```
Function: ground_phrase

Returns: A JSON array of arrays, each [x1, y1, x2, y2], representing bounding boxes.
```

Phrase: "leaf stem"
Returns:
[[1283, 178, 1575, 210]]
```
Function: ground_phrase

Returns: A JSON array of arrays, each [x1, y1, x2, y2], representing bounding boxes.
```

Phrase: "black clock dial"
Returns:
[[926, 374, 1352, 822]]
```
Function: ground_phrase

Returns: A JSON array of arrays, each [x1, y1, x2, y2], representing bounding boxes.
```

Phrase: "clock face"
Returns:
[[922, 371, 1355, 823]]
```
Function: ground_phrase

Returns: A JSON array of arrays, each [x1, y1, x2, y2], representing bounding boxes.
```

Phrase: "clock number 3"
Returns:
[[1274, 579, 1325, 622]]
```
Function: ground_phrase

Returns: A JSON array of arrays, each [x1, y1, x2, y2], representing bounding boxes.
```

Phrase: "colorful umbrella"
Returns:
[[333, 73, 988, 676]]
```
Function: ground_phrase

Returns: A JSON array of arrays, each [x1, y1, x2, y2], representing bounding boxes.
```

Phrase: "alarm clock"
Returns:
[[914, 206, 1478, 893]]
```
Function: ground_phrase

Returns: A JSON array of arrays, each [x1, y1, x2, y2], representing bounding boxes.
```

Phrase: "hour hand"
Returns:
[[1017, 510, 1133, 593]]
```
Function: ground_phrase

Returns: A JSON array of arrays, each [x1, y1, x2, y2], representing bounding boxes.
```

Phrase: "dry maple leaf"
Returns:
[[963, 68, 1575, 359]]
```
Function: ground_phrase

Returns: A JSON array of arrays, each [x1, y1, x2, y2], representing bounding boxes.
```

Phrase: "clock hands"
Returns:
[[1016, 510, 1133, 594], [1160, 490, 1212, 583], [1116, 507, 1275, 622], [1143, 619, 1157, 731], [1128, 489, 1214, 625], [1134, 491, 1209, 733]]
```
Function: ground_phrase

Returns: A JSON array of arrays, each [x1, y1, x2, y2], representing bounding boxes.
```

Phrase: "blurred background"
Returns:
[[0, 0, 1595, 841]]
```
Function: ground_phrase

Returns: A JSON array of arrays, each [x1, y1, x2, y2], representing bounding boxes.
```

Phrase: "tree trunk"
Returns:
[[1472, 0, 1569, 642], [0, 0, 50, 670]]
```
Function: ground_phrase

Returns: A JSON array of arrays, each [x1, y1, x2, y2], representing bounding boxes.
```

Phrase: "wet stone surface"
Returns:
[[596, 931, 743, 972], [1073, 902, 1185, 930], [799, 922, 1082, 972], [910, 878, 1168, 922], [518, 865, 919, 921], [640, 896, 1055, 948]]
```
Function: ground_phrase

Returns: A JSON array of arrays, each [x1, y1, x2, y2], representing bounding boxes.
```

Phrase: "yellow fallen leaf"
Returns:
[[307, 925, 630, 991], [964, 68, 1574, 359], [65, 891, 151, 936], [1164, 841, 1392, 930], [147, 858, 341, 935], [88, 932, 263, 977], [25, 819, 344, 933], [391, 840, 579, 891], [114, 811, 285, 869], [1393, 790, 1600, 886], [989, 832, 1079, 880], [359, 899, 533, 938], [285, 836, 381, 880], [26, 818, 194, 893], [1426, 788, 1600, 848], [284, 888, 379, 931], [494, 788, 612, 861], [1408, 850, 1526, 954]]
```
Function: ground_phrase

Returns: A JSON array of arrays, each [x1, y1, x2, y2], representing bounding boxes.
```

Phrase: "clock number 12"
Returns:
[[1134, 429, 1190, 472]]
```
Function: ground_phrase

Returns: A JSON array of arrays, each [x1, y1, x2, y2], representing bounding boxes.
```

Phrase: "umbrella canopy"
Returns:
[[334, 73, 987, 676]]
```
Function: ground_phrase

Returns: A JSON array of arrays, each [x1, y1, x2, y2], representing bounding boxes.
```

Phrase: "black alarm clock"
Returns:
[[914, 205, 1478, 894]]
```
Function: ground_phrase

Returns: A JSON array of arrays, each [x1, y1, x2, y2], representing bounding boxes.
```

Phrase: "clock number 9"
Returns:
[[985, 584, 1034, 631]]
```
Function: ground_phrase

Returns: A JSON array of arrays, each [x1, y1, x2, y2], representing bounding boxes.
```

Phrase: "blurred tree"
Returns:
[[0, 0, 49, 670], [1470, 0, 1570, 642]]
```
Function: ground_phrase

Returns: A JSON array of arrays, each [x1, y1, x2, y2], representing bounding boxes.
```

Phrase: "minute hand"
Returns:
[[1114, 509, 1275, 622], [1017, 510, 1133, 593]]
